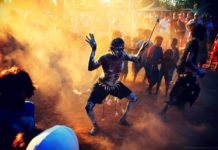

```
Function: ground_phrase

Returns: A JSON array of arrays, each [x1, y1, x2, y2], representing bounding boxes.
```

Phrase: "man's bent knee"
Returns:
[[85, 101, 95, 113], [127, 93, 138, 102]]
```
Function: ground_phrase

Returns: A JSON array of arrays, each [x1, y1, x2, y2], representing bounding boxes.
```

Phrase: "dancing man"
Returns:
[[160, 24, 206, 117], [85, 33, 146, 135]]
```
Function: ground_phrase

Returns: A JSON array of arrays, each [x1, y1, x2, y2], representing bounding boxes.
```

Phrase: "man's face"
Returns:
[[112, 44, 124, 58], [171, 42, 176, 48], [155, 39, 163, 47]]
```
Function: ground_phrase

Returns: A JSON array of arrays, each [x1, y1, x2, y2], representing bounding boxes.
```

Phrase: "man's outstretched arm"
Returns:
[[125, 41, 149, 63], [86, 33, 101, 71]]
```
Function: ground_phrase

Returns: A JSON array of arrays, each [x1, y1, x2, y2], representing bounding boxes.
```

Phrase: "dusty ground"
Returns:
[[33, 70, 218, 150]]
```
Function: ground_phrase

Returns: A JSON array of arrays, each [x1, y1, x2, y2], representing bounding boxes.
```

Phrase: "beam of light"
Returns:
[[100, 0, 111, 4], [4, 0, 13, 3], [52, 0, 57, 5]]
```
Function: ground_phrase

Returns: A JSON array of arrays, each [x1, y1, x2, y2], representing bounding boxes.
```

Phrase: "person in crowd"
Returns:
[[160, 24, 207, 118], [145, 35, 163, 94], [132, 29, 151, 83], [169, 12, 178, 39], [0, 67, 36, 149], [156, 38, 179, 96], [156, 49, 174, 96], [175, 17, 186, 47]]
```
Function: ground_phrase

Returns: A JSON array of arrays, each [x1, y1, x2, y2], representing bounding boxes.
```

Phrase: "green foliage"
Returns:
[[158, 0, 195, 11]]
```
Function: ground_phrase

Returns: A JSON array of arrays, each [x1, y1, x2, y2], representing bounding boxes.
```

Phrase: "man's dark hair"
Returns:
[[110, 38, 124, 51], [172, 38, 178, 45]]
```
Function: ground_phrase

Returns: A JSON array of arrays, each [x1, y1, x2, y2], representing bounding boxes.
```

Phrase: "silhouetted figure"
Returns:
[[160, 24, 207, 118], [0, 67, 37, 150], [156, 49, 175, 96], [145, 35, 163, 94], [85, 34, 146, 135]]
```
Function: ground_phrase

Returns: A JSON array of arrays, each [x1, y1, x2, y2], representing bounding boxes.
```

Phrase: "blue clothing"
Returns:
[[0, 101, 34, 124]]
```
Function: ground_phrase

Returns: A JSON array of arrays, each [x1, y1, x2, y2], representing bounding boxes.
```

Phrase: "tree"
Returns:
[[158, 0, 194, 11]]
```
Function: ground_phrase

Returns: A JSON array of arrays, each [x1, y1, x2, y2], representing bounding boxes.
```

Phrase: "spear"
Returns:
[[137, 17, 160, 55]]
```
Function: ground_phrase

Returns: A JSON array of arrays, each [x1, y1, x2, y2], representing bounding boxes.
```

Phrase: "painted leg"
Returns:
[[160, 103, 169, 115], [85, 101, 99, 135], [148, 84, 152, 95], [155, 75, 162, 95], [165, 76, 170, 96], [159, 103, 169, 121], [133, 70, 139, 83], [120, 93, 137, 126]]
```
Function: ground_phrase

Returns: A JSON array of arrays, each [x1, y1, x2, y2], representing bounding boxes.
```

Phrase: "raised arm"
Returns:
[[86, 33, 101, 71]]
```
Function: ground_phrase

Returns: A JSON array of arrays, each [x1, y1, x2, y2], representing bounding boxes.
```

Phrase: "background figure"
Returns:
[[132, 29, 151, 83], [145, 35, 163, 94], [191, 13, 203, 25], [184, 12, 194, 43], [0, 67, 36, 150], [160, 24, 207, 117], [170, 12, 178, 40], [159, 14, 170, 48], [175, 17, 186, 48], [171, 38, 180, 83], [156, 49, 175, 96]]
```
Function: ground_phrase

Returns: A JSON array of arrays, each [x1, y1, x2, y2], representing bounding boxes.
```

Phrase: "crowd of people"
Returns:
[[84, 11, 218, 135], [111, 11, 218, 92]]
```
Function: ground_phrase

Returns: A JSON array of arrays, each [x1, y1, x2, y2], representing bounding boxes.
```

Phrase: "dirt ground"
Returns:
[[33, 70, 218, 150]]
